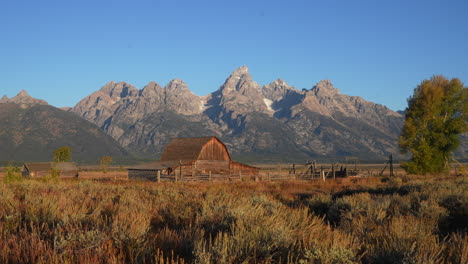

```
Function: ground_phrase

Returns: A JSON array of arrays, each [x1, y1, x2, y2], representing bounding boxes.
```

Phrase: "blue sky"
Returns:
[[1, 0, 467, 110]]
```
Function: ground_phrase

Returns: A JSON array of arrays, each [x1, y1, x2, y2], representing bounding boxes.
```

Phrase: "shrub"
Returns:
[[3, 165, 22, 183], [438, 195, 468, 234], [0, 176, 465, 263]]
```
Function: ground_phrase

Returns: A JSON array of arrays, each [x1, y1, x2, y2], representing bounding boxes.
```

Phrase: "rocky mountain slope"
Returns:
[[71, 66, 407, 162], [0, 91, 130, 162]]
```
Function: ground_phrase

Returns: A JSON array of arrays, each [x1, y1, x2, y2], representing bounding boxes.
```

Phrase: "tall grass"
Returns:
[[0, 175, 466, 263]]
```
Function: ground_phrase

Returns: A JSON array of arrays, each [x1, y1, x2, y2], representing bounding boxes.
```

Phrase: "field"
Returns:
[[0, 169, 466, 263]]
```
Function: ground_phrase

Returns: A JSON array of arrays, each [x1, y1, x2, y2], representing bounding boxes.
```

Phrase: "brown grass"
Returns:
[[0, 172, 466, 263]]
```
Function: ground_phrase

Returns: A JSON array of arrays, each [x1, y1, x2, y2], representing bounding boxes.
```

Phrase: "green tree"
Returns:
[[53, 146, 72, 162], [99, 156, 113, 173], [398, 76, 467, 174]]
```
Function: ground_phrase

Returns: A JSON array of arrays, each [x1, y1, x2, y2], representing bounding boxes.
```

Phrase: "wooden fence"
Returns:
[[137, 169, 354, 183], [128, 161, 375, 183]]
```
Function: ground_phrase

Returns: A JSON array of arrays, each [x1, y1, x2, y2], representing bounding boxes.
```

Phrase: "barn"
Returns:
[[128, 136, 259, 181], [22, 162, 79, 177]]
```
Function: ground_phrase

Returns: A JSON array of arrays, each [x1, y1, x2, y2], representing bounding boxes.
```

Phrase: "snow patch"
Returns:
[[263, 98, 274, 112], [109, 96, 122, 105], [199, 97, 209, 112]]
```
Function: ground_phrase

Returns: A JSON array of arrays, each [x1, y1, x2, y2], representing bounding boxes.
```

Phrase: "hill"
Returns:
[[0, 91, 130, 162]]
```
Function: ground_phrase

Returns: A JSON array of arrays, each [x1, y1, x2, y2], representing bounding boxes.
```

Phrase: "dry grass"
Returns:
[[78, 171, 128, 180], [0, 173, 466, 263]]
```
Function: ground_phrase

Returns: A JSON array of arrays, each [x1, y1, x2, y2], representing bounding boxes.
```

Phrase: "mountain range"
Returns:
[[2, 66, 465, 163], [70, 66, 406, 162]]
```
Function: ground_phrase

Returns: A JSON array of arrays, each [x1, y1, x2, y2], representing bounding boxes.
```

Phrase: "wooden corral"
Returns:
[[22, 162, 79, 178], [128, 136, 259, 181]]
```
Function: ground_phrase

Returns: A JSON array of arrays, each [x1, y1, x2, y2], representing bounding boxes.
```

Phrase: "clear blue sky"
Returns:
[[1, 0, 467, 110]]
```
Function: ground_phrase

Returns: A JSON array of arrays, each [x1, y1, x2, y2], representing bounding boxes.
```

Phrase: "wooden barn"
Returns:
[[22, 162, 79, 177], [128, 136, 259, 181]]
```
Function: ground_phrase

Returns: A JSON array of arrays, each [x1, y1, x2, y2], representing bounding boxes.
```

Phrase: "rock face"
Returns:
[[0, 102, 129, 162], [70, 66, 413, 162], [262, 78, 299, 103]]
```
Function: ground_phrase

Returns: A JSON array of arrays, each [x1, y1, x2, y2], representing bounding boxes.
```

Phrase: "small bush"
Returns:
[[327, 201, 351, 226], [3, 165, 22, 183], [41, 167, 60, 183], [438, 195, 468, 234], [305, 194, 332, 218]]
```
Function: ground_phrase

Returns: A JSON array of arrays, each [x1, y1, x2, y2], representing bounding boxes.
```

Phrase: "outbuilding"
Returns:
[[22, 162, 79, 177], [128, 136, 259, 181]]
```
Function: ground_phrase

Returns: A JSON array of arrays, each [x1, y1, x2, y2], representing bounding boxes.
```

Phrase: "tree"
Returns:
[[53, 146, 72, 162], [99, 156, 113, 173], [398, 76, 467, 174]]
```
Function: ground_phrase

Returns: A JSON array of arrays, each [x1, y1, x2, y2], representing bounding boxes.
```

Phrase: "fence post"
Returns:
[[389, 154, 394, 177], [209, 171, 212, 182], [239, 171, 242, 181], [332, 163, 335, 180], [312, 161, 316, 178], [157, 170, 161, 183], [179, 160, 183, 182]]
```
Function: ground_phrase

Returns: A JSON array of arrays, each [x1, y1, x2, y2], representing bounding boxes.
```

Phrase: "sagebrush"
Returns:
[[0, 175, 466, 263]]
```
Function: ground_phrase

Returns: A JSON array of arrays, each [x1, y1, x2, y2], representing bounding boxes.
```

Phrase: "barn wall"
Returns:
[[59, 171, 79, 178], [26, 171, 79, 178], [33, 171, 51, 177], [230, 161, 259, 176], [195, 160, 230, 174], [198, 138, 230, 161]]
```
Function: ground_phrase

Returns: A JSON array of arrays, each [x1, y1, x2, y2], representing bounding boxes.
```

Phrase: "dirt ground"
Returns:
[[0, 170, 128, 180], [78, 171, 128, 180]]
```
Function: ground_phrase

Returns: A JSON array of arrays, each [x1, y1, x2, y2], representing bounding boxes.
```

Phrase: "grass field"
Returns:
[[0, 171, 466, 264]]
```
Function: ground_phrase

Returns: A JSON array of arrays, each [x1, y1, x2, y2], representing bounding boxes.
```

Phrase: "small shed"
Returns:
[[127, 160, 180, 181], [22, 162, 79, 177], [128, 136, 259, 180]]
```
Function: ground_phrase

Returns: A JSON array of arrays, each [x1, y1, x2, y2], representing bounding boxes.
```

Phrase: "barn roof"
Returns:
[[24, 162, 78, 172], [55, 162, 78, 171], [160, 136, 230, 161], [24, 162, 53, 172]]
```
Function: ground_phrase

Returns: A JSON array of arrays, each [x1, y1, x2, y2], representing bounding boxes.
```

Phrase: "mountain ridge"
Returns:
[[69, 66, 410, 162], [4, 66, 465, 162]]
